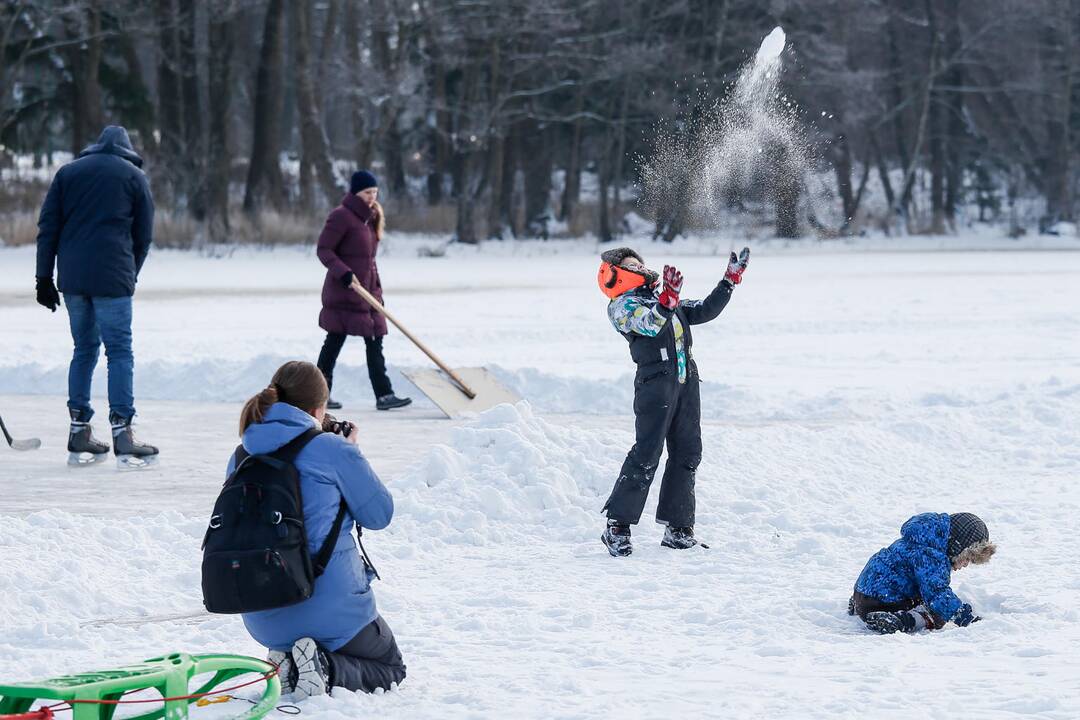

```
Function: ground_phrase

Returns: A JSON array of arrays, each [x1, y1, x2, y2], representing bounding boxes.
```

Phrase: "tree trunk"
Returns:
[[291, 0, 340, 213], [156, 0, 184, 205], [522, 120, 553, 238], [926, 0, 946, 234], [176, 0, 205, 219], [243, 0, 287, 215], [559, 86, 585, 223], [67, 0, 103, 154], [342, 0, 368, 169], [943, 0, 964, 226], [206, 1, 235, 243]]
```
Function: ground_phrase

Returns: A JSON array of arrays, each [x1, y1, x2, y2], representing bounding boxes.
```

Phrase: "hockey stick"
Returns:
[[0, 412, 42, 451]]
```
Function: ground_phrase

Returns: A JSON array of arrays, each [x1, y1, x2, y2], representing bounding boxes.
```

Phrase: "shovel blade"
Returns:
[[402, 367, 520, 418]]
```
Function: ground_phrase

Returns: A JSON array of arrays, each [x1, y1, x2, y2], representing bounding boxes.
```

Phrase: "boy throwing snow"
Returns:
[[849, 512, 996, 633], [598, 246, 749, 557]]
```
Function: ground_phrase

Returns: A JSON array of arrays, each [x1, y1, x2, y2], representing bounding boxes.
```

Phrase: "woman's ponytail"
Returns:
[[238, 361, 329, 436], [239, 385, 278, 435]]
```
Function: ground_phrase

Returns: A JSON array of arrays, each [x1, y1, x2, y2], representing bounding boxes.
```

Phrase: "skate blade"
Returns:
[[68, 451, 109, 467], [116, 454, 159, 470]]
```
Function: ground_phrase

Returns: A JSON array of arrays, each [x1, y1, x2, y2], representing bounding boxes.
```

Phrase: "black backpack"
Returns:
[[201, 428, 348, 614]]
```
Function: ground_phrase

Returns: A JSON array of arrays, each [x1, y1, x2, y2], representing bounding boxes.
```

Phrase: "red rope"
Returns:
[[3, 667, 277, 719]]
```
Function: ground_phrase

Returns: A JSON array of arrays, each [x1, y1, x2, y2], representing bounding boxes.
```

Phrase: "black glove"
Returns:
[[36, 276, 61, 312], [341, 271, 355, 288]]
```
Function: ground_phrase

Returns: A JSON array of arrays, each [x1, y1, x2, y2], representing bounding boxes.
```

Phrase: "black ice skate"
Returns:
[[602, 520, 633, 557], [68, 412, 110, 466], [111, 414, 159, 470], [864, 611, 917, 635], [661, 526, 709, 550], [291, 637, 331, 699]]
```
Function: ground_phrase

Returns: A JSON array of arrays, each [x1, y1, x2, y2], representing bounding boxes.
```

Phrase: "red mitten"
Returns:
[[658, 265, 683, 309], [724, 247, 751, 285]]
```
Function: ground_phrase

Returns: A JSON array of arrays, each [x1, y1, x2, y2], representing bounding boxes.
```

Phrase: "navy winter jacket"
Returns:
[[35, 126, 154, 298], [854, 513, 965, 622]]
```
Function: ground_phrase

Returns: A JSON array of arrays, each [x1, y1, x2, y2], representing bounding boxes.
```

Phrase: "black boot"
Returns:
[[661, 526, 707, 549], [601, 519, 633, 557], [326, 398, 343, 410], [864, 611, 918, 635], [376, 394, 412, 411]]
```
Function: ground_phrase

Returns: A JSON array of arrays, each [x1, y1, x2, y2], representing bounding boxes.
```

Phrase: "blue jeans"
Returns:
[[64, 295, 135, 421]]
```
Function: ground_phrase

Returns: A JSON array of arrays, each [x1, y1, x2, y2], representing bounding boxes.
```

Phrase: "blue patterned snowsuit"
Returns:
[[854, 513, 964, 623]]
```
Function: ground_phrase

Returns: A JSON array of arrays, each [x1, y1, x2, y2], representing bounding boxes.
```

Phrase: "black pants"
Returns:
[[326, 615, 407, 693], [317, 333, 393, 398], [848, 591, 944, 629], [603, 365, 702, 527]]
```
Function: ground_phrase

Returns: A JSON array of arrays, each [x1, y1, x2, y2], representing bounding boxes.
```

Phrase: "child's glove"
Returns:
[[658, 265, 683, 310], [952, 603, 981, 627], [724, 247, 750, 285]]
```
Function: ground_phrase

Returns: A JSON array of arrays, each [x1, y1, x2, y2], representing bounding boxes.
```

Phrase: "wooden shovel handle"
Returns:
[[349, 282, 477, 399]]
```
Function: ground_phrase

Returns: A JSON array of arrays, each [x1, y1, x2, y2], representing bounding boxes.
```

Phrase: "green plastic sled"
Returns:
[[0, 652, 279, 720]]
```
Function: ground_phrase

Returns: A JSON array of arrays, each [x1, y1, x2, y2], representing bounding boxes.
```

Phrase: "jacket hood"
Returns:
[[79, 125, 143, 168], [241, 402, 318, 455], [899, 512, 951, 553]]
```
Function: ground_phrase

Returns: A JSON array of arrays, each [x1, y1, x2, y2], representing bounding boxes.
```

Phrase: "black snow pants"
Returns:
[[326, 615, 407, 693], [316, 332, 394, 398], [603, 362, 702, 527]]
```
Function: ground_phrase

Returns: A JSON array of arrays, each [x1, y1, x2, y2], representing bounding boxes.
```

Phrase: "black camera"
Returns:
[[322, 413, 355, 439]]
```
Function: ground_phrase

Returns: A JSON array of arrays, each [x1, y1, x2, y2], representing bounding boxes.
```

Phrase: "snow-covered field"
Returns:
[[1, 237, 1079, 718]]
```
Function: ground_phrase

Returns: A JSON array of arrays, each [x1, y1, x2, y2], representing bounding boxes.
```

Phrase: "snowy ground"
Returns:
[[1, 238, 1079, 718]]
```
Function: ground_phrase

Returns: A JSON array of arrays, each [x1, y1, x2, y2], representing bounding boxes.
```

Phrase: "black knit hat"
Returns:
[[947, 513, 989, 558], [350, 170, 378, 194], [600, 247, 644, 266]]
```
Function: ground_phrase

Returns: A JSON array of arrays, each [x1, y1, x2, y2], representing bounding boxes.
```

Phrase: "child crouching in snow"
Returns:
[[849, 512, 996, 634]]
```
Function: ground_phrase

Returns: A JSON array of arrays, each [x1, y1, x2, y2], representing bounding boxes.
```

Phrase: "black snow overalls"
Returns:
[[603, 280, 734, 526]]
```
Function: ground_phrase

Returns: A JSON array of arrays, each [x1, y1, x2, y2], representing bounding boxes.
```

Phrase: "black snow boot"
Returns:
[[661, 526, 707, 550], [864, 611, 918, 635], [110, 414, 159, 469], [326, 398, 343, 410], [602, 519, 633, 557], [67, 410, 110, 466], [376, 394, 412, 411], [291, 637, 332, 698]]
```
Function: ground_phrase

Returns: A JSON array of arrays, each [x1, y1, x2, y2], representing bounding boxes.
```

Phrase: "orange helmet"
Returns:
[[597, 247, 657, 299]]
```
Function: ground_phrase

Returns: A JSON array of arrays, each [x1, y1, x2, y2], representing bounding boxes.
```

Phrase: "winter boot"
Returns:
[[601, 519, 633, 557], [661, 526, 708, 550], [67, 411, 110, 466], [864, 611, 918, 635], [326, 398, 343, 410], [268, 650, 297, 695], [110, 414, 159, 469], [376, 394, 412, 411], [291, 637, 331, 699]]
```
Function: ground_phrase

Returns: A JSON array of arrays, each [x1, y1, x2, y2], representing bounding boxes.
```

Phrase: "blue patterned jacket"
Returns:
[[854, 513, 963, 622]]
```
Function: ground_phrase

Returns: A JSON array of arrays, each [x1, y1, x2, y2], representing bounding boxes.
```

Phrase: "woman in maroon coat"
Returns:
[[315, 170, 411, 410]]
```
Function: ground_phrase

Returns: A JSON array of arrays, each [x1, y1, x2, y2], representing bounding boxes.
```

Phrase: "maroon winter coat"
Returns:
[[317, 193, 388, 337]]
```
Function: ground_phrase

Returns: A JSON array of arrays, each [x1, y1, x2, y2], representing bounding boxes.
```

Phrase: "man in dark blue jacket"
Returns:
[[35, 125, 159, 467]]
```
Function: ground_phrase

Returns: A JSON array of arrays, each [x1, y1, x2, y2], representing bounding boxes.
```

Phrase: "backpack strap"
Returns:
[[272, 426, 322, 464], [271, 426, 347, 579], [312, 499, 349, 578]]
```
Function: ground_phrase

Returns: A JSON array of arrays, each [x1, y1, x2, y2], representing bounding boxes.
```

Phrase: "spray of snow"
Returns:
[[640, 26, 808, 231]]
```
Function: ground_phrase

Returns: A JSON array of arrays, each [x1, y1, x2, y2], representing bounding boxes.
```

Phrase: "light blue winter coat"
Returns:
[[229, 402, 394, 652]]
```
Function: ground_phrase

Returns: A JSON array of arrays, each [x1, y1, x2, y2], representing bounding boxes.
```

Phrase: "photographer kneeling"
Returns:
[[228, 361, 405, 697]]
